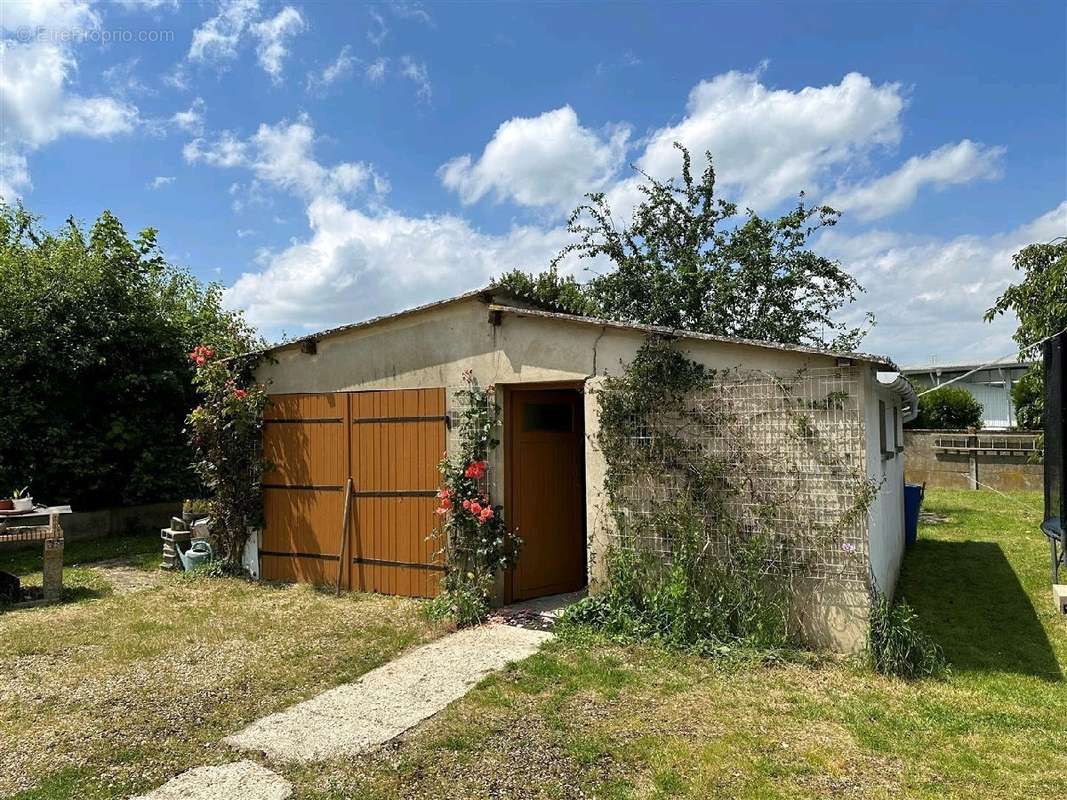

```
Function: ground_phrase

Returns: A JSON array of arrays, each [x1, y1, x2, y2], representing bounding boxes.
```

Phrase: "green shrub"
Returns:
[[867, 592, 947, 679], [424, 569, 494, 628], [563, 504, 788, 654], [178, 557, 245, 580], [909, 386, 983, 430]]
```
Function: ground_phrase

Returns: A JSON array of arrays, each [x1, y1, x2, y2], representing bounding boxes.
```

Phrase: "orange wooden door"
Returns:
[[260, 388, 445, 597], [260, 393, 348, 585], [349, 389, 446, 597], [508, 388, 586, 600]]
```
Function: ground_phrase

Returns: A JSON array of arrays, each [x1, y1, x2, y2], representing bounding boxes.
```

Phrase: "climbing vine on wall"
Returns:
[[568, 336, 879, 651], [429, 370, 521, 625]]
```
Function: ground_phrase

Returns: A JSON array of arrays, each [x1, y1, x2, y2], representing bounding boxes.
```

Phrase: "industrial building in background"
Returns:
[[901, 360, 1038, 430]]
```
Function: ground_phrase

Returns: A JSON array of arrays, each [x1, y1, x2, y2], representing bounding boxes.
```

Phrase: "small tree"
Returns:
[[985, 239, 1067, 428], [497, 144, 871, 351], [909, 386, 983, 431], [186, 346, 271, 569]]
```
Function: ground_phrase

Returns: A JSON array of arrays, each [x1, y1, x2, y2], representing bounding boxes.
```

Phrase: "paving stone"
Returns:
[[129, 760, 291, 800]]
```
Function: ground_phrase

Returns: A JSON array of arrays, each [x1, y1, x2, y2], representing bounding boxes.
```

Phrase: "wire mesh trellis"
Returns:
[[610, 366, 872, 586]]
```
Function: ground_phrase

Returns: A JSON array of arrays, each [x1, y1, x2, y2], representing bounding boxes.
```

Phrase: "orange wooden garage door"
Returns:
[[260, 389, 445, 597]]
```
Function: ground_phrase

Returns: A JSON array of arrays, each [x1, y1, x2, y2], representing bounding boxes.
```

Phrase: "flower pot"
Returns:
[[0, 499, 12, 511], [12, 497, 33, 512]]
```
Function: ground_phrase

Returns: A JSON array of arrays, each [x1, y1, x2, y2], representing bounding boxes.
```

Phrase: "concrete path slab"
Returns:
[[225, 623, 552, 763], [489, 591, 584, 629], [130, 760, 291, 800]]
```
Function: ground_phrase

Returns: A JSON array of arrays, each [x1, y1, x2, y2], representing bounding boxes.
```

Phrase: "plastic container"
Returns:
[[904, 483, 924, 547]]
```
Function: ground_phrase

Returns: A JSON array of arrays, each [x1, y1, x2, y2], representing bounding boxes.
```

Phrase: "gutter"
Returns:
[[877, 372, 920, 423]]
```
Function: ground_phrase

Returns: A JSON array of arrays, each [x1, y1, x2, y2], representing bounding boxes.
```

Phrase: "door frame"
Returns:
[[501, 381, 587, 604]]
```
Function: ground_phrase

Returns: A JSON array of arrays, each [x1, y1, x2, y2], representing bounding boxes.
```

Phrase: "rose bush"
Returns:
[[186, 346, 271, 570], [428, 372, 520, 625]]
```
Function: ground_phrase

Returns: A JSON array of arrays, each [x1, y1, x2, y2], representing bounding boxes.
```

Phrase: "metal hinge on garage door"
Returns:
[[260, 388, 447, 597]]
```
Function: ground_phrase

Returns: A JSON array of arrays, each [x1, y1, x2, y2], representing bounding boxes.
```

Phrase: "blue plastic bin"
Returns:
[[904, 483, 924, 547]]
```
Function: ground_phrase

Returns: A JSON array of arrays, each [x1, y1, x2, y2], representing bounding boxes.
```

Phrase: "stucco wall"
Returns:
[[255, 295, 885, 651], [864, 372, 906, 603]]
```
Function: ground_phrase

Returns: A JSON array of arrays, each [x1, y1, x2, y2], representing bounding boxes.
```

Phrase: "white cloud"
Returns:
[[828, 140, 1005, 221], [148, 175, 175, 189], [365, 57, 388, 84], [102, 57, 154, 98], [184, 115, 571, 335], [225, 195, 574, 332], [399, 56, 431, 102], [307, 46, 357, 93], [0, 36, 138, 199], [187, 0, 305, 81], [183, 131, 248, 167], [0, 41, 138, 147], [439, 106, 630, 210], [390, 2, 433, 25], [823, 201, 1067, 364], [0, 0, 99, 32], [163, 63, 191, 91], [251, 6, 305, 82], [440, 68, 909, 220], [188, 0, 260, 64], [209, 71, 1023, 360], [620, 68, 906, 213], [171, 97, 206, 135], [184, 115, 389, 199], [236, 228, 257, 238], [115, 0, 181, 10], [0, 151, 31, 200], [367, 7, 389, 47]]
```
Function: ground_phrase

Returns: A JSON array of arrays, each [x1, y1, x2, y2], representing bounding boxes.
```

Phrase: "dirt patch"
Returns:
[[90, 558, 165, 595]]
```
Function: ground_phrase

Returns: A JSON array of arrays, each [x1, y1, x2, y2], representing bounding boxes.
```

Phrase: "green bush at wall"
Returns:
[[909, 386, 984, 430]]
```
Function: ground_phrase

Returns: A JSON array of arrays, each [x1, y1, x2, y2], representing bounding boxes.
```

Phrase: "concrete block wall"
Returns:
[[904, 430, 1043, 492]]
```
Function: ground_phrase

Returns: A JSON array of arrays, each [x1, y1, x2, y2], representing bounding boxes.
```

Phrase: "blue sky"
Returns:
[[2, 1, 1064, 365]]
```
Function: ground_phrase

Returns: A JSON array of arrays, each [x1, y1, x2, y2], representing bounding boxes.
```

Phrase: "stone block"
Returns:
[[1054, 585, 1067, 616]]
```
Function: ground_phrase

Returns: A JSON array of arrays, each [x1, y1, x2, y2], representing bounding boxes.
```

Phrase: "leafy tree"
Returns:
[[493, 265, 590, 315], [1011, 369, 1043, 430], [0, 204, 259, 510], [908, 386, 984, 431], [985, 239, 1067, 429], [496, 144, 871, 350]]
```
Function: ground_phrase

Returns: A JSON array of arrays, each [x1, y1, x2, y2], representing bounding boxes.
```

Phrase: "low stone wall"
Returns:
[[904, 430, 1043, 492], [0, 500, 179, 550]]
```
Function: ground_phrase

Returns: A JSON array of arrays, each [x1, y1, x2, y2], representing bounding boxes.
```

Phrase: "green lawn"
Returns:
[[0, 532, 445, 800], [2, 492, 1063, 799], [283, 489, 1065, 800]]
